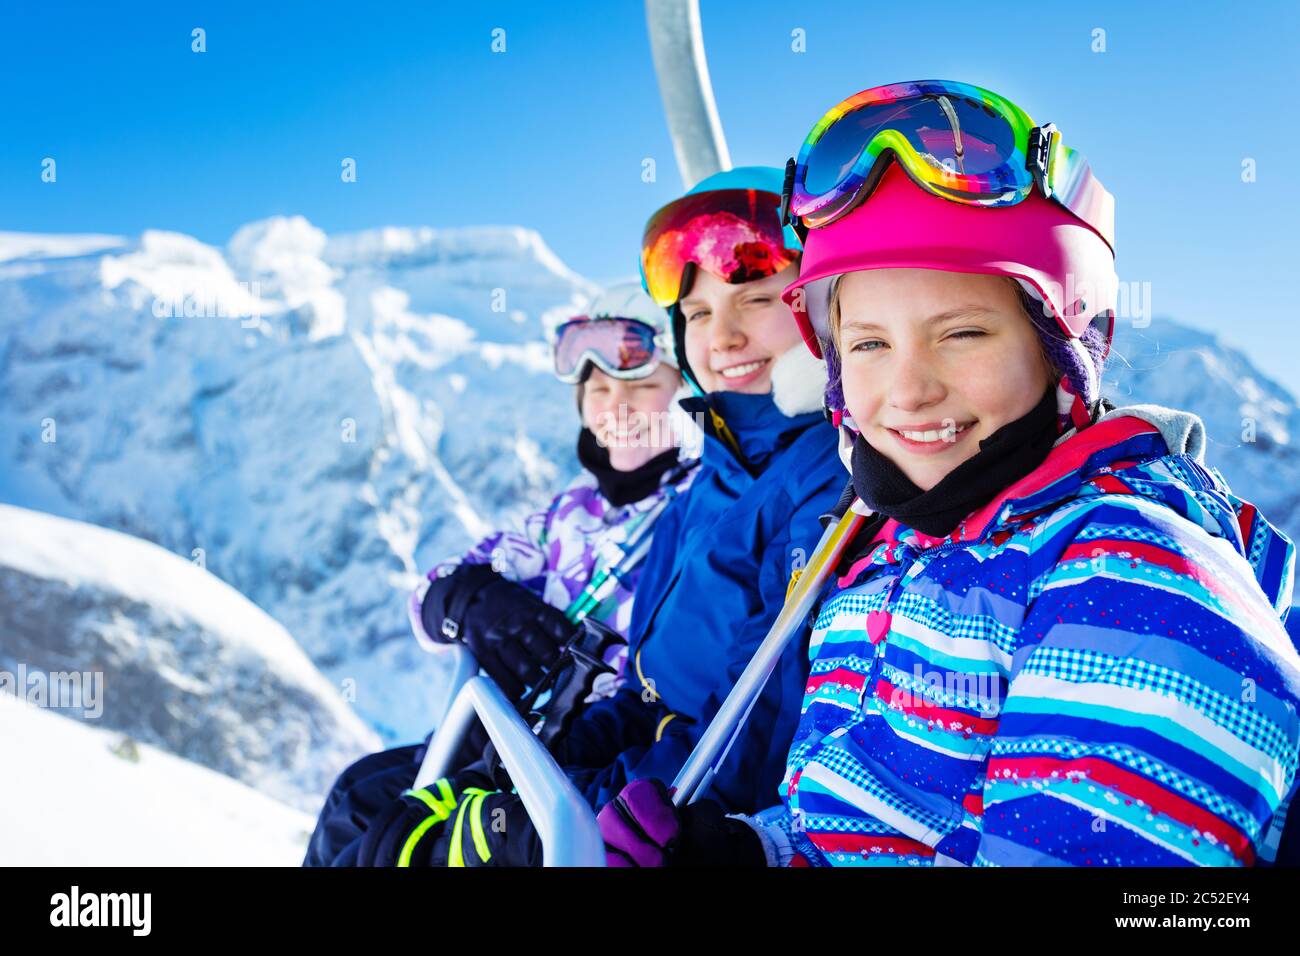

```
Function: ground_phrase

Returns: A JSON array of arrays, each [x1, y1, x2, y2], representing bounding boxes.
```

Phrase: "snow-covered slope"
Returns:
[[0, 219, 597, 743], [0, 504, 380, 812], [0, 693, 313, 866]]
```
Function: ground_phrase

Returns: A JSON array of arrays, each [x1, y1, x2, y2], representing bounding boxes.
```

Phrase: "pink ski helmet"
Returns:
[[782, 162, 1118, 430]]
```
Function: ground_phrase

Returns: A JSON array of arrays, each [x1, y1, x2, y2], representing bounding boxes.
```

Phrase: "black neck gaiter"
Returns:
[[577, 428, 683, 508], [850, 390, 1059, 538]]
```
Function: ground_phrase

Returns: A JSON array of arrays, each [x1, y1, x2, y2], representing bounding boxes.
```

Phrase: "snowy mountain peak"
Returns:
[[0, 504, 380, 811], [227, 215, 336, 295], [1108, 319, 1297, 452], [324, 223, 598, 292], [0, 231, 128, 264]]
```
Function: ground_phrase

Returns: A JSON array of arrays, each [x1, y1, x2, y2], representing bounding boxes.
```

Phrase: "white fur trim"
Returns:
[[771, 345, 829, 417], [668, 383, 705, 460]]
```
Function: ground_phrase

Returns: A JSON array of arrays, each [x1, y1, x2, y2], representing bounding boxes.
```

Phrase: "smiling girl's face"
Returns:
[[581, 363, 681, 471], [833, 268, 1053, 492], [680, 265, 804, 394]]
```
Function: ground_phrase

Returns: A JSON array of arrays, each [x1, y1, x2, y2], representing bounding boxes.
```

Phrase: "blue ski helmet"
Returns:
[[639, 166, 803, 394]]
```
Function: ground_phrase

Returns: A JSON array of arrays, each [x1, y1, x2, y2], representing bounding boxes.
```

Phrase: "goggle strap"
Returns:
[[1026, 124, 1058, 200], [1063, 153, 1116, 251], [782, 161, 811, 245], [779, 158, 797, 227]]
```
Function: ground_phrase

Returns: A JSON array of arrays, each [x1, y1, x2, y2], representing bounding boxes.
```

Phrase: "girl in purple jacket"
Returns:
[[304, 282, 696, 866]]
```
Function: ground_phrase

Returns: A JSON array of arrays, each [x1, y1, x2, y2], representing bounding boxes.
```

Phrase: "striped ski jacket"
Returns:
[[749, 407, 1300, 866]]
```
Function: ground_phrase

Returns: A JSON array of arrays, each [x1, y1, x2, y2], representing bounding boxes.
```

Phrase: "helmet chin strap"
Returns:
[[830, 408, 860, 477], [1064, 336, 1102, 432], [1058, 374, 1096, 434]]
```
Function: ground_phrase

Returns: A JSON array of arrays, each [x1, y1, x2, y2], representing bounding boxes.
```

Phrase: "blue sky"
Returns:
[[3, 1, 1298, 388]]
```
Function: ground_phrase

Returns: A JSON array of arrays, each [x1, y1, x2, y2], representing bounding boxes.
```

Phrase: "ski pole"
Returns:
[[671, 503, 867, 806], [563, 493, 671, 624]]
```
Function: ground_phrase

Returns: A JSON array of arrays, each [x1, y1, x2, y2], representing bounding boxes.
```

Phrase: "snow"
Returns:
[[1, 502, 350, 694], [0, 231, 127, 264], [323, 224, 595, 293], [0, 694, 313, 866], [227, 216, 345, 338], [0, 504, 380, 812], [0, 216, 598, 745]]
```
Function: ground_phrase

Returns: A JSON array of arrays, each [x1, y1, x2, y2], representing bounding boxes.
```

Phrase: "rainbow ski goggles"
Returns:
[[553, 316, 666, 384], [781, 79, 1114, 250], [640, 188, 800, 307]]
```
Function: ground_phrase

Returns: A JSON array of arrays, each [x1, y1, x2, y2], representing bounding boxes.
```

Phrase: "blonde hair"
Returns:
[[826, 274, 848, 353]]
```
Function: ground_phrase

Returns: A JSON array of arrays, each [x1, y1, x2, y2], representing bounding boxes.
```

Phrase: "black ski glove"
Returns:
[[424, 790, 542, 867], [673, 798, 769, 867], [355, 761, 493, 867], [421, 563, 576, 700], [355, 760, 542, 867]]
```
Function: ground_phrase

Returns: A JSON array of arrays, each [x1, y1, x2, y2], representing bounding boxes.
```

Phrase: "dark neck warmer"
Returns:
[[850, 390, 1058, 538], [577, 428, 683, 508]]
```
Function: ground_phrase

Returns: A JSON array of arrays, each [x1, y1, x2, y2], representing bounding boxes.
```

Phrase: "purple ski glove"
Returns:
[[597, 778, 680, 867]]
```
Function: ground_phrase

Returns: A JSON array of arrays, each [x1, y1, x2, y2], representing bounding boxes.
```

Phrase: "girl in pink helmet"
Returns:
[[597, 80, 1300, 867]]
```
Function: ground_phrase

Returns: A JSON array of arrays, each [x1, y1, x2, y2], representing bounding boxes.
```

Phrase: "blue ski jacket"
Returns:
[[556, 388, 845, 813]]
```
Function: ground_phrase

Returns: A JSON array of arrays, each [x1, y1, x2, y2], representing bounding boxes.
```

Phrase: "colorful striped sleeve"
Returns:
[[977, 493, 1300, 866]]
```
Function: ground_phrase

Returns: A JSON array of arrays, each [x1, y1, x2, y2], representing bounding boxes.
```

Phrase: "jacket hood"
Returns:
[[1095, 402, 1207, 461]]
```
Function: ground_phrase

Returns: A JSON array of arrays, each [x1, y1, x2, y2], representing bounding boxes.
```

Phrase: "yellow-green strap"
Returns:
[[405, 778, 457, 816], [395, 780, 458, 868], [709, 408, 743, 461], [467, 792, 491, 863], [654, 712, 678, 742], [449, 790, 492, 867]]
